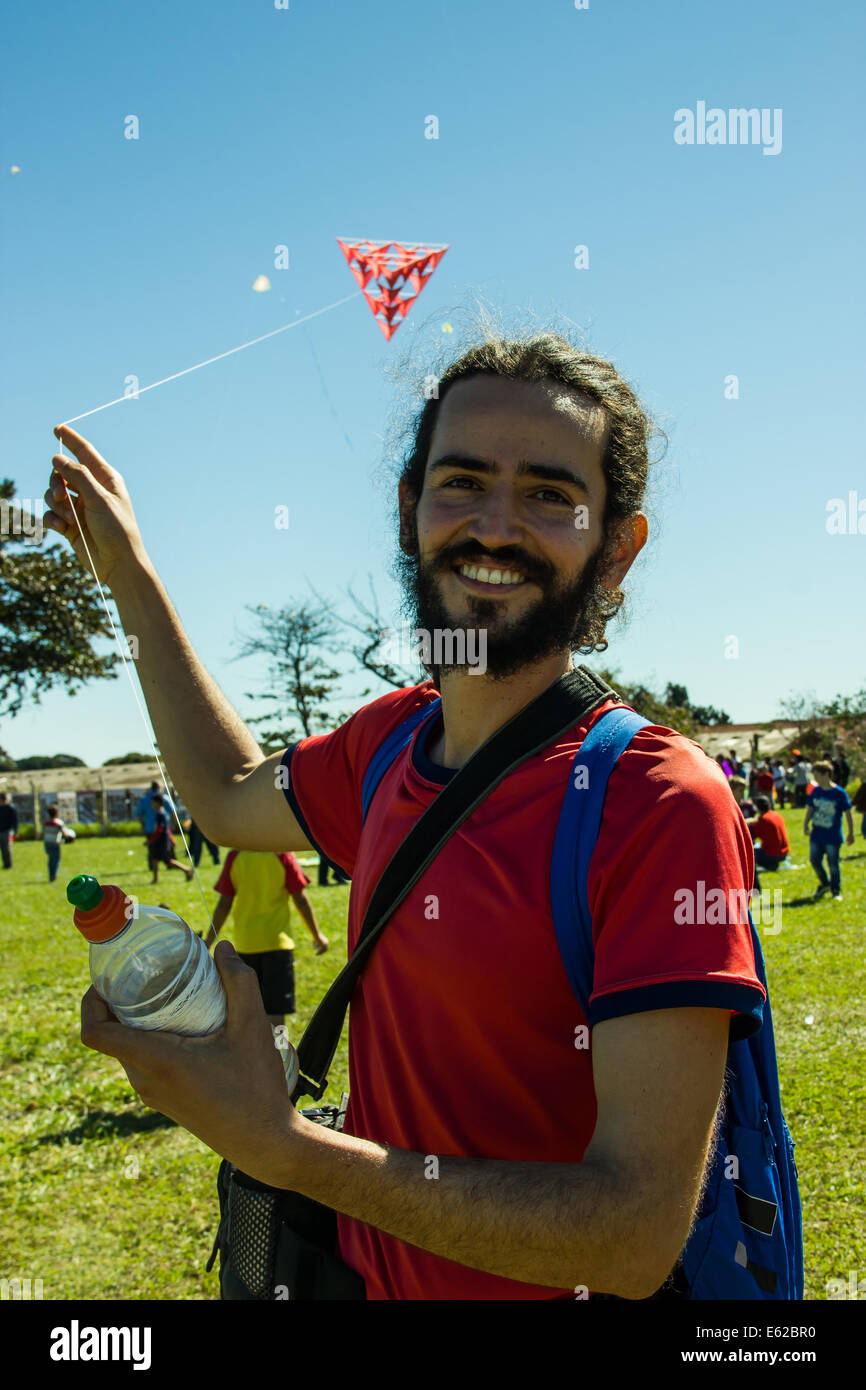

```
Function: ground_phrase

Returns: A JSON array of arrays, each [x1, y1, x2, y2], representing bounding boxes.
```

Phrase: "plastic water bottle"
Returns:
[[67, 873, 298, 1094]]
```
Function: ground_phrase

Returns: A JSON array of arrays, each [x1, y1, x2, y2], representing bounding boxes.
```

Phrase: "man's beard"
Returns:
[[397, 531, 610, 682]]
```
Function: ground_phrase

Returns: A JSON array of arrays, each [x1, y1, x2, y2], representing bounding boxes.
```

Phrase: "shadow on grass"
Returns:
[[779, 895, 840, 909], [36, 1107, 177, 1146]]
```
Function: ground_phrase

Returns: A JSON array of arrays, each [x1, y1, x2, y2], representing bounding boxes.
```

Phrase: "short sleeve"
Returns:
[[280, 684, 438, 876], [281, 852, 310, 894], [587, 728, 767, 1042], [214, 849, 238, 897]]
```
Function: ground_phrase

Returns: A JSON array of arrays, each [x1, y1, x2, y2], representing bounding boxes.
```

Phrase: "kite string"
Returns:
[[55, 475, 217, 929], [63, 289, 362, 426], [54, 286, 361, 922]]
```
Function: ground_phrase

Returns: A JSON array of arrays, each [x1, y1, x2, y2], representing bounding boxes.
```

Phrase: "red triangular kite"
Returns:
[[337, 239, 449, 339]]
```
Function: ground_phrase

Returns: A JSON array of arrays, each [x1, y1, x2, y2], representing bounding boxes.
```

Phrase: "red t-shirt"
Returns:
[[756, 772, 775, 793], [282, 683, 765, 1301], [753, 812, 789, 858]]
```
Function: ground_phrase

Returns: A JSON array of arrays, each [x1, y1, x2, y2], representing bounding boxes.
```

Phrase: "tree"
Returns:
[[102, 752, 155, 766], [779, 685, 866, 779], [0, 479, 120, 717], [331, 575, 420, 693], [599, 669, 699, 737], [664, 681, 730, 726], [0, 744, 17, 771], [14, 753, 86, 770], [689, 704, 732, 727], [664, 682, 690, 711], [234, 600, 345, 750]]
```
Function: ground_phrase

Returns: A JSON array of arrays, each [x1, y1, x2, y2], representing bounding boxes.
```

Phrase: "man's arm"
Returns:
[[45, 426, 310, 854], [803, 806, 813, 834], [282, 1006, 730, 1297]]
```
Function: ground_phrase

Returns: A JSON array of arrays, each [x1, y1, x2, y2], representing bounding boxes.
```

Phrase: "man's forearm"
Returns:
[[283, 1122, 656, 1297], [109, 556, 262, 838]]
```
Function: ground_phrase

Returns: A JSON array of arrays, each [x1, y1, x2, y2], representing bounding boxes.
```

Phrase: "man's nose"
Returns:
[[465, 484, 525, 549]]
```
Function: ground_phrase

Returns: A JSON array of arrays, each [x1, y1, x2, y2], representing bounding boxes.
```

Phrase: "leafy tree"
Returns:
[[689, 704, 732, 727], [0, 744, 17, 771], [664, 682, 690, 710], [14, 753, 86, 770], [332, 575, 420, 693], [779, 685, 866, 779], [598, 669, 699, 737], [664, 681, 730, 726], [0, 479, 119, 717], [102, 752, 156, 765], [234, 600, 345, 750]]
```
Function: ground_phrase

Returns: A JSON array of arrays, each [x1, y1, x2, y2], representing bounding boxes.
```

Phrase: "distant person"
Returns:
[[728, 749, 743, 777], [204, 850, 329, 1037], [188, 818, 221, 868], [137, 782, 162, 872], [136, 782, 160, 830], [729, 777, 760, 889], [851, 779, 866, 840], [771, 760, 787, 809], [42, 803, 76, 883], [755, 763, 775, 807], [804, 760, 854, 901], [0, 792, 18, 870], [714, 753, 733, 779], [791, 753, 812, 809], [148, 794, 193, 885], [729, 776, 757, 820], [744, 796, 790, 872], [831, 752, 850, 788], [318, 851, 350, 886]]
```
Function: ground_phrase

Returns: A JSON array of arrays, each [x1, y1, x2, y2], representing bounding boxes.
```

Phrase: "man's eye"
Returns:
[[442, 476, 479, 489], [535, 489, 571, 504]]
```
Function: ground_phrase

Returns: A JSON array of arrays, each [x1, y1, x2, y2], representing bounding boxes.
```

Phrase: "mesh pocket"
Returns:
[[227, 1180, 280, 1300]]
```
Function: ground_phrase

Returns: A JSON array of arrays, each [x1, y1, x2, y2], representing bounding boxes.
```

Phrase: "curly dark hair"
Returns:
[[395, 332, 659, 654]]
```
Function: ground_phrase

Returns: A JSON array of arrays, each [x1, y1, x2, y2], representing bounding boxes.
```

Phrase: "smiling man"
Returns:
[[45, 332, 765, 1301]]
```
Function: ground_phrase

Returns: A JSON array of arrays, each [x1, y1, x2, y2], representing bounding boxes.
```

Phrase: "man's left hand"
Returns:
[[80, 940, 309, 1187]]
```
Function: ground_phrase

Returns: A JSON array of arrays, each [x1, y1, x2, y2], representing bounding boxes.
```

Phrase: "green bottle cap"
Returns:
[[66, 875, 104, 913]]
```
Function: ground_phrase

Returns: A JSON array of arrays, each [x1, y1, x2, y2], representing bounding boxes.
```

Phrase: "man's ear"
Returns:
[[398, 478, 419, 556], [598, 512, 648, 590]]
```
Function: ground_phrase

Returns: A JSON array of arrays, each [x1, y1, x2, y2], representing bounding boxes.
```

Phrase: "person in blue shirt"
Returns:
[[804, 760, 854, 901], [136, 782, 161, 832], [136, 782, 179, 872]]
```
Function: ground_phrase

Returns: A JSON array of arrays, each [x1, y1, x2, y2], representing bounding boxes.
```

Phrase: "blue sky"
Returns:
[[2, 0, 864, 765]]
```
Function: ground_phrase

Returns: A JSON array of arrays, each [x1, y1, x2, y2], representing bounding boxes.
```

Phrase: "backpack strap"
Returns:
[[361, 697, 442, 822], [549, 707, 650, 1020]]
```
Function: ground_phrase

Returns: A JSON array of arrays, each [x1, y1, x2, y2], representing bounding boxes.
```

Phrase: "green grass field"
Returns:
[[1, 813, 864, 1300]]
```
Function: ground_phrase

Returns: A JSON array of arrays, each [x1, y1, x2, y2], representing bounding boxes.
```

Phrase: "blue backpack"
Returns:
[[362, 698, 805, 1300]]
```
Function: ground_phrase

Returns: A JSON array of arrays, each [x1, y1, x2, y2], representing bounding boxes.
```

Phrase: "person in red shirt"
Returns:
[[755, 763, 776, 806], [52, 334, 766, 1303], [744, 795, 790, 871]]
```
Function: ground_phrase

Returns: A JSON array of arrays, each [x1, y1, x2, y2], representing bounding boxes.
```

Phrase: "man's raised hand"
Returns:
[[44, 425, 151, 588]]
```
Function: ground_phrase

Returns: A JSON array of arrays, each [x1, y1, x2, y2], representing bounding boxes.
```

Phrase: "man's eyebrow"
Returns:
[[428, 454, 589, 491]]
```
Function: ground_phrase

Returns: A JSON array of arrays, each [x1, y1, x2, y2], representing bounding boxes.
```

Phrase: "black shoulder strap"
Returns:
[[292, 664, 617, 1102]]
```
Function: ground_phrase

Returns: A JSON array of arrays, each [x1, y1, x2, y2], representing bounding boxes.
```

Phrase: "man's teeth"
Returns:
[[458, 564, 525, 585]]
